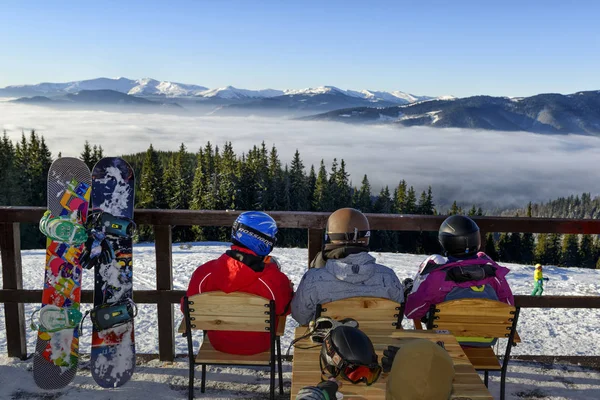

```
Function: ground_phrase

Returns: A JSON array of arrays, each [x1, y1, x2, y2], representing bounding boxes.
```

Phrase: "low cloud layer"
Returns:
[[2, 101, 600, 209]]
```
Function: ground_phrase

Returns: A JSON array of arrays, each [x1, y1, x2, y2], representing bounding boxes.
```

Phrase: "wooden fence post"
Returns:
[[154, 225, 174, 361], [307, 229, 324, 268], [0, 223, 27, 359], [480, 230, 488, 252]]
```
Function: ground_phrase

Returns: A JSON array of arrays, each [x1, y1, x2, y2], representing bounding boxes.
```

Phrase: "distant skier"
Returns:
[[531, 264, 547, 296]]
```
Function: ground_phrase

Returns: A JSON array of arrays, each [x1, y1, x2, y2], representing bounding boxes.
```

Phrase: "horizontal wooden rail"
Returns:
[[3, 206, 600, 233]]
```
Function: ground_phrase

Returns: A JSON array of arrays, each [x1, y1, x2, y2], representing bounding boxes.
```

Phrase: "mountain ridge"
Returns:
[[303, 91, 600, 135]]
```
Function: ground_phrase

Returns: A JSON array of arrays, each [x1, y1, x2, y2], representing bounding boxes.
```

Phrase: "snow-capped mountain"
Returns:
[[2, 77, 139, 97], [304, 91, 600, 135], [127, 78, 208, 97], [197, 86, 284, 99], [1, 77, 455, 117], [281, 86, 444, 104], [0, 77, 443, 104]]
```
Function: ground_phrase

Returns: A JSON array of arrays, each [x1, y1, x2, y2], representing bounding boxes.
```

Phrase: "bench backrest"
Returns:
[[183, 291, 274, 332], [428, 298, 517, 339], [317, 297, 403, 329]]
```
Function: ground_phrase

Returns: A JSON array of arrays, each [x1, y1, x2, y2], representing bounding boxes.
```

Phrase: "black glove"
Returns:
[[382, 345, 400, 373], [295, 381, 338, 400], [402, 278, 414, 299], [317, 381, 339, 398], [543, 277, 549, 281], [98, 238, 114, 265], [79, 235, 96, 270], [79, 234, 114, 270]]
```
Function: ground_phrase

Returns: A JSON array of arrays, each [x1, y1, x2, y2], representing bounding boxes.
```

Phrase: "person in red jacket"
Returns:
[[182, 211, 294, 355]]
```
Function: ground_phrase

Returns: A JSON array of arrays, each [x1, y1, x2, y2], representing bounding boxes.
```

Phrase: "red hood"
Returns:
[[211, 246, 268, 293]]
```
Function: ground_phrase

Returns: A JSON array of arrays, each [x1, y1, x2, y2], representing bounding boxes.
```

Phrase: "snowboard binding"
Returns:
[[88, 211, 136, 238], [30, 305, 83, 333], [82, 298, 138, 333], [39, 210, 88, 245]]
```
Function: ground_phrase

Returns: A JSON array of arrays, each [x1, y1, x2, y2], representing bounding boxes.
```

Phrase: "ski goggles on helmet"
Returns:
[[310, 317, 360, 343], [319, 332, 382, 386]]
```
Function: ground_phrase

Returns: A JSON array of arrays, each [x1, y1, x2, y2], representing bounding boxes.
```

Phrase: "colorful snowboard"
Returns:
[[33, 157, 91, 390], [90, 157, 136, 388]]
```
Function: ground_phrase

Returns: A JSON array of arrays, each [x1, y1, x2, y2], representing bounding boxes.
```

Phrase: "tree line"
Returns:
[[1, 130, 599, 268]]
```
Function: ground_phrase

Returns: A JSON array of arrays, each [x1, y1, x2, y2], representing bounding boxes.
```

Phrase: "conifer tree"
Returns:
[[167, 144, 193, 241], [393, 180, 407, 213], [508, 232, 522, 263], [372, 186, 395, 251], [91, 144, 104, 166], [485, 233, 499, 260], [137, 144, 167, 209], [449, 201, 461, 216], [417, 187, 435, 215], [579, 235, 595, 268], [267, 145, 283, 210], [80, 140, 94, 170], [467, 205, 477, 216], [190, 148, 206, 240], [521, 202, 535, 264], [353, 174, 372, 212], [289, 150, 309, 211], [307, 165, 316, 211], [497, 233, 511, 262], [547, 233, 562, 265], [0, 132, 16, 205], [535, 233, 549, 264], [561, 234, 580, 267], [218, 142, 238, 211], [336, 160, 352, 208], [190, 148, 205, 211], [405, 186, 417, 214], [313, 160, 331, 211]]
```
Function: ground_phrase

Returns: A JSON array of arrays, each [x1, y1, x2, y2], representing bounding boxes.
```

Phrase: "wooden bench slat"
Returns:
[[462, 346, 502, 370], [436, 298, 516, 315], [178, 315, 287, 335], [432, 322, 514, 338], [195, 340, 270, 365], [319, 297, 403, 330], [187, 315, 269, 332]]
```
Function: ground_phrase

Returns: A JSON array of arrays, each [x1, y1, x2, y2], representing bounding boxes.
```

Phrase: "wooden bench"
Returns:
[[421, 298, 520, 400], [180, 291, 286, 400], [316, 297, 404, 330]]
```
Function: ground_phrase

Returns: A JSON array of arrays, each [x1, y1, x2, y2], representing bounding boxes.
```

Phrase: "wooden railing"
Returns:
[[2, 206, 600, 362]]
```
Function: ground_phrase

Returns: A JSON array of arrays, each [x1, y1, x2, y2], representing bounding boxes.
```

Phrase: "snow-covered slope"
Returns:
[[284, 86, 441, 104], [198, 86, 284, 99], [128, 78, 208, 97], [1, 242, 599, 399]]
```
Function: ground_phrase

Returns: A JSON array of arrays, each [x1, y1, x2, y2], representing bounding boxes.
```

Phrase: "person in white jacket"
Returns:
[[291, 208, 404, 326]]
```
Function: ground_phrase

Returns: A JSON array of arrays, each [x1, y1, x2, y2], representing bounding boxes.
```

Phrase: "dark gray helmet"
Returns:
[[438, 215, 481, 258]]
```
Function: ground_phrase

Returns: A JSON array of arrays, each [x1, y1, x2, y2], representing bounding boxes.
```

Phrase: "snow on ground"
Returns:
[[2, 242, 600, 399]]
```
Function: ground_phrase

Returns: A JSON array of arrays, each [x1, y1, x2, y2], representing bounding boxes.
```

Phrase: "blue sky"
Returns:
[[1, 0, 599, 97]]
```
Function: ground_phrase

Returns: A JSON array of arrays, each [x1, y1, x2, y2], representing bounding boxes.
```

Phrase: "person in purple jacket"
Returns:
[[404, 215, 514, 342]]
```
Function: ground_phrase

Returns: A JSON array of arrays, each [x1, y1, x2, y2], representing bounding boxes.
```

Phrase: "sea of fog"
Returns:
[[2, 101, 600, 208]]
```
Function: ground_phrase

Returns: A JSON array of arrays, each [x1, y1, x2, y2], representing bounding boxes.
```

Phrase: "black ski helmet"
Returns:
[[320, 326, 379, 376], [438, 215, 481, 258]]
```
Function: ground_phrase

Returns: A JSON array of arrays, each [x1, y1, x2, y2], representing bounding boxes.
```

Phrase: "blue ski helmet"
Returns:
[[231, 211, 278, 256]]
